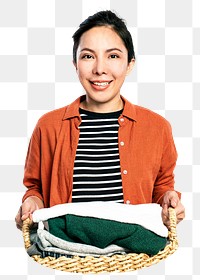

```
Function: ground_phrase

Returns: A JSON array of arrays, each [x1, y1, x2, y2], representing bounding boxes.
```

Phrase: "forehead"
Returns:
[[78, 26, 126, 50]]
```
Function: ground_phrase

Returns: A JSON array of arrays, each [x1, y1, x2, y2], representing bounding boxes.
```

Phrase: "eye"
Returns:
[[81, 54, 94, 60], [109, 54, 119, 59]]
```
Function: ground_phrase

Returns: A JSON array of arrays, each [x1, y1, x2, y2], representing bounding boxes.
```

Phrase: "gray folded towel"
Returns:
[[27, 228, 130, 258]]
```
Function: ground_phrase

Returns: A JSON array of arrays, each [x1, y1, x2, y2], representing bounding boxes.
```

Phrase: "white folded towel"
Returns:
[[32, 202, 168, 237]]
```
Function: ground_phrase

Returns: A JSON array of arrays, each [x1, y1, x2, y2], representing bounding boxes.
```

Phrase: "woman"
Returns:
[[15, 10, 185, 230]]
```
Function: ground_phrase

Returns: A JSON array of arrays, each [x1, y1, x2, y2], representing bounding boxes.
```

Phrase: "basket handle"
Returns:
[[22, 207, 177, 250], [168, 207, 177, 241], [22, 217, 33, 250]]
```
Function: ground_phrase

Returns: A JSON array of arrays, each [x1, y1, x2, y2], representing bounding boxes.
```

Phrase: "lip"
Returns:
[[90, 80, 112, 83], [89, 80, 113, 91]]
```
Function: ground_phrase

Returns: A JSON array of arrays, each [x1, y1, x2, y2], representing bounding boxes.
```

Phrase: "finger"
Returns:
[[21, 211, 31, 221], [162, 214, 170, 229], [176, 211, 185, 223], [162, 203, 169, 216], [177, 217, 184, 224], [15, 207, 23, 229], [15, 217, 23, 230], [170, 198, 177, 208], [164, 221, 170, 229], [168, 192, 179, 208], [16, 223, 22, 231], [21, 202, 33, 220], [162, 206, 169, 228]]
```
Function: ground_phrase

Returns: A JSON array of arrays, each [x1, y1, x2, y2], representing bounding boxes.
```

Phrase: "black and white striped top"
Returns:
[[72, 108, 124, 203]]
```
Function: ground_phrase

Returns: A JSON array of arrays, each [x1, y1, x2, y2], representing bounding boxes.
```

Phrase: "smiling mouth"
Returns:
[[90, 81, 113, 87], [90, 80, 112, 88]]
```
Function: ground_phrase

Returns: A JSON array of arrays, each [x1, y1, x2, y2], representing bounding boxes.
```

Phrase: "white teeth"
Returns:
[[93, 82, 109, 86]]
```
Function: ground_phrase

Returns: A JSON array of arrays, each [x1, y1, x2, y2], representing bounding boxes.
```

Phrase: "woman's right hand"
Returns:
[[15, 196, 44, 230]]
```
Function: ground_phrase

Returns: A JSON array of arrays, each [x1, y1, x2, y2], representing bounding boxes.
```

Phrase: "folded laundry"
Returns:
[[48, 214, 167, 256], [32, 201, 168, 237], [27, 228, 130, 258], [30, 202, 168, 257]]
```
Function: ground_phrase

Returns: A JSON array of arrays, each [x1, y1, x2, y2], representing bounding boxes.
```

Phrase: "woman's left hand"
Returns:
[[161, 190, 185, 228]]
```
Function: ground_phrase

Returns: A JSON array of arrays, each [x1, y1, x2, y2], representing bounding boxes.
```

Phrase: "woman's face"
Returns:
[[75, 26, 134, 111]]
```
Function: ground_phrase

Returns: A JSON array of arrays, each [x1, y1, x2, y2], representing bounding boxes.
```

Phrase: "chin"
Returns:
[[88, 93, 114, 103]]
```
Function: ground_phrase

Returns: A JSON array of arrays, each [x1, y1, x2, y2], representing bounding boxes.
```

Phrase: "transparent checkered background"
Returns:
[[0, 0, 199, 279]]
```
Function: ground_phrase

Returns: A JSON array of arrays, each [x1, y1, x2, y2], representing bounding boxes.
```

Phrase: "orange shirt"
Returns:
[[22, 95, 180, 207]]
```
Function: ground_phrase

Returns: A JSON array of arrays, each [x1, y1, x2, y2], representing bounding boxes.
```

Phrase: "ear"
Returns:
[[73, 60, 78, 71], [126, 59, 135, 76]]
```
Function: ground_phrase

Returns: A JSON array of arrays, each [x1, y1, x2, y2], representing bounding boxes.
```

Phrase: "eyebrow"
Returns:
[[80, 48, 123, 53]]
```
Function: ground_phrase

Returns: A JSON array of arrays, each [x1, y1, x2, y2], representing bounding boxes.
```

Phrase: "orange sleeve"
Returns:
[[152, 121, 181, 205], [22, 126, 43, 203]]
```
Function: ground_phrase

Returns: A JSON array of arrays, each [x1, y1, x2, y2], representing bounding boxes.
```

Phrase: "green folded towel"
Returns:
[[48, 214, 167, 255]]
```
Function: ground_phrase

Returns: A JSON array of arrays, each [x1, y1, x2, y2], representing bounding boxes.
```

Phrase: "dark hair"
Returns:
[[72, 10, 135, 64]]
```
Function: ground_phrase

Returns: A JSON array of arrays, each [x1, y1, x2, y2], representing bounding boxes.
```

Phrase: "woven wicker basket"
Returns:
[[22, 207, 178, 274]]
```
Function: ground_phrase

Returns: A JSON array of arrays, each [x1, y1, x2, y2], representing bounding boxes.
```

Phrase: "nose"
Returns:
[[92, 57, 107, 75]]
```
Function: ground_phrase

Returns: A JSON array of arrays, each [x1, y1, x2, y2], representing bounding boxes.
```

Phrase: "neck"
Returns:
[[80, 96, 124, 113]]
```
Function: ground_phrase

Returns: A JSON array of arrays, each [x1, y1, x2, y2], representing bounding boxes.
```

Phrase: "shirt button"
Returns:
[[126, 200, 131, 204], [120, 118, 124, 122], [120, 141, 124, 146], [123, 170, 128, 175]]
